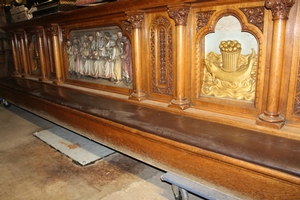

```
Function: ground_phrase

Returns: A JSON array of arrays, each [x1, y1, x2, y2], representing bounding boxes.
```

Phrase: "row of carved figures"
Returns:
[[66, 31, 133, 85]]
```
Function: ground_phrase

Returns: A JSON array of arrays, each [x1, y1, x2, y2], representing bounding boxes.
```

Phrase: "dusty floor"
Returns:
[[0, 105, 201, 200]]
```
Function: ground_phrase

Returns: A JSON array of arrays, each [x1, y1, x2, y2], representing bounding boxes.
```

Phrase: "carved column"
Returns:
[[7, 32, 20, 76], [36, 27, 48, 81], [46, 33, 55, 76], [257, 0, 295, 129], [167, 4, 190, 110], [47, 24, 63, 84], [16, 30, 29, 77], [126, 11, 147, 101]]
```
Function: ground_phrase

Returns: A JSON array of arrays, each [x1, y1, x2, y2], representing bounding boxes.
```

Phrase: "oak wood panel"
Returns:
[[0, 78, 299, 199], [1, 0, 300, 198]]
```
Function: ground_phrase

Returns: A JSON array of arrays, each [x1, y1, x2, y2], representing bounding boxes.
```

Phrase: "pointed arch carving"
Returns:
[[195, 9, 263, 104], [150, 16, 173, 96]]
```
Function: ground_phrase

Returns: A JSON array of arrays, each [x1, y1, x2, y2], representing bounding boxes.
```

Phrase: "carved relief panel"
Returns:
[[26, 30, 41, 76], [149, 16, 173, 99], [63, 26, 133, 90], [193, 5, 266, 115], [202, 15, 258, 101]]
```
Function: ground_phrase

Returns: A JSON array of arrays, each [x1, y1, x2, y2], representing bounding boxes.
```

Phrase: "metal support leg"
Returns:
[[172, 184, 189, 200], [161, 172, 241, 200]]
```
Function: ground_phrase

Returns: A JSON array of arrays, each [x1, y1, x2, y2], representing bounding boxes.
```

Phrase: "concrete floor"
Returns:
[[0, 105, 202, 200]]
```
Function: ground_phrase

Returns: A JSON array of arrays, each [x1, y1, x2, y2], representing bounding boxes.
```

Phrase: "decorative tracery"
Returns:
[[150, 16, 173, 95]]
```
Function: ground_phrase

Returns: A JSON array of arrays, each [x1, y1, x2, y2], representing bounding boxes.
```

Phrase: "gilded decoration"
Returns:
[[265, 0, 295, 20], [150, 16, 173, 95], [66, 26, 133, 88], [202, 40, 258, 101], [240, 7, 264, 32], [196, 11, 215, 32]]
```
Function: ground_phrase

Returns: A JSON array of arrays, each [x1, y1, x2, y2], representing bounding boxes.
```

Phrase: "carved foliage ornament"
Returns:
[[150, 16, 173, 95], [61, 28, 66, 39], [46, 26, 59, 36], [294, 60, 300, 115], [126, 12, 144, 29], [265, 0, 295, 20], [121, 20, 132, 35], [240, 7, 264, 32], [36, 27, 43, 37], [168, 6, 190, 26], [196, 11, 215, 32]]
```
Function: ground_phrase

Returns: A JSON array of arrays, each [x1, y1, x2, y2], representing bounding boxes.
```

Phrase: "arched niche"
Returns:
[[195, 10, 263, 104], [205, 15, 257, 55]]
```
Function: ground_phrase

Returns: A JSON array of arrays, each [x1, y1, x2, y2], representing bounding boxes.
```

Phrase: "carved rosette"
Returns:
[[126, 12, 144, 29], [240, 7, 264, 32], [196, 11, 215, 32], [265, 0, 295, 20], [168, 6, 190, 26], [150, 16, 173, 95]]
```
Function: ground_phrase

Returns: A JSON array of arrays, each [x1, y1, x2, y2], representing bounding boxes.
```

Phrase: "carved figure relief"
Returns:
[[201, 16, 258, 101], [150, 16, 173, 95], [66, 26, 133, 88]]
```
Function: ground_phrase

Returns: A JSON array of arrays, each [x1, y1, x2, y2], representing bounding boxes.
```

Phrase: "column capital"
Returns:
[[35, 26, 44, 37], [126, 11, 144, 29], [16, 29, 25, 40], [168, 4, 190, 26], [265, 0, 295, 20], [46, 24, 59, 36]]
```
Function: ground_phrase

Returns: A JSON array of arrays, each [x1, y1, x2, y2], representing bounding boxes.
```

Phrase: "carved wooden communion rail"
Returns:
[[1, 0, 300, 199]]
